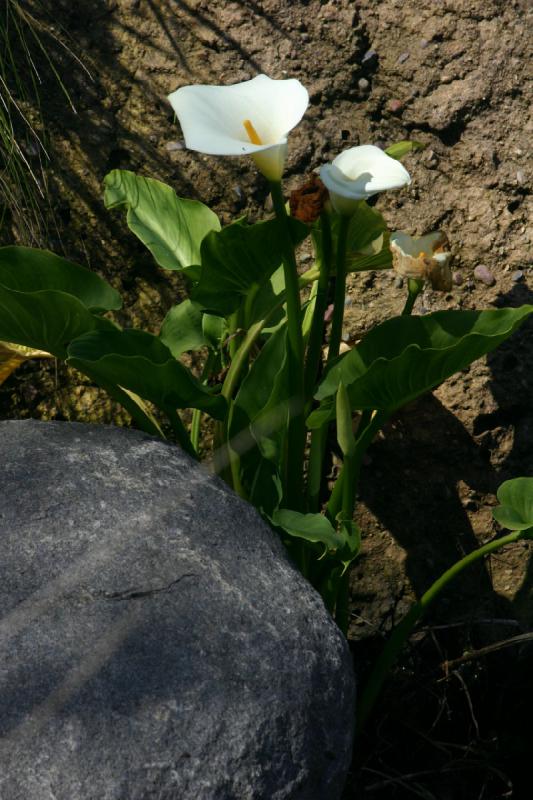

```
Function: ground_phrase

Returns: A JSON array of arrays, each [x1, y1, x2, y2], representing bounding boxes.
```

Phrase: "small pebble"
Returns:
[[516, 170, 526, 184], [358, 77, 370, 92], [393, 275, 404, 289], [420, 38, 429, 49], [397, 52, 409, 64], [324, 303, 334, 323], [388, 99, 403, 114], [474, 264, 496, 286], [165, 141, 184, 152], [452, 271, 464, 286], [362, 49, 378, 64], [511, 270, 524, 282]]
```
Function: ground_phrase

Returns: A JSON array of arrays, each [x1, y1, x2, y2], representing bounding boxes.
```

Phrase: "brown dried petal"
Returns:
[[289, 174, 328, 224]]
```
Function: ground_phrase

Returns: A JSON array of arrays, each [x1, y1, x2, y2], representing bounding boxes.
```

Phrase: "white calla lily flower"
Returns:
[[320, 145, 411, 216], [168, 74, 309, 181], [390, 230, 453, 291]]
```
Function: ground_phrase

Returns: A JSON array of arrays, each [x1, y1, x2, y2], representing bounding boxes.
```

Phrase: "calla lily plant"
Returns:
[[1, 73, 531, 646]]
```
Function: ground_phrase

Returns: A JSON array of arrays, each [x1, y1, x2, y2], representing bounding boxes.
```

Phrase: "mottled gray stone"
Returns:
[[0, 420, 355, 800]]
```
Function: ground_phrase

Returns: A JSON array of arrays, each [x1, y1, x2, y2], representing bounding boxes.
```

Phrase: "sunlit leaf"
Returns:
[[385, 140, 425, 160], [104, 169, 220, 271], [308, 306, 533, 426]]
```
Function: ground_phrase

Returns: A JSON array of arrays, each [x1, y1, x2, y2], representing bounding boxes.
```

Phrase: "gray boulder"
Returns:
[[0, 420, 355, 800]]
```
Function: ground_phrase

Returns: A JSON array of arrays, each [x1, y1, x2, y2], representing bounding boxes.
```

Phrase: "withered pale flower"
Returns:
[[390, 231, 453, 291], [168, 74, 309, 181], [320, 145, 411, 216]]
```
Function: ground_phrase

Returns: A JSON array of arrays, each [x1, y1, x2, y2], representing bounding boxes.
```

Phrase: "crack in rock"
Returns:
[[101, 573, 197, 601]]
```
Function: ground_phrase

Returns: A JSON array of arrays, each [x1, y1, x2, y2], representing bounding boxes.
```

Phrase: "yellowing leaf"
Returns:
[[0, 341, 52, 386]]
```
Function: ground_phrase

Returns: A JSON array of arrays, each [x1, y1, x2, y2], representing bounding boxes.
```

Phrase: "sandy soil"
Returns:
[[2, 1, 532, 796]]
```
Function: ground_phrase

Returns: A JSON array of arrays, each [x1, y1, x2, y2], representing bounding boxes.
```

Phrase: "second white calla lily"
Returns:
[[168, 74, 309, 182], [320, 145, 411, 216]]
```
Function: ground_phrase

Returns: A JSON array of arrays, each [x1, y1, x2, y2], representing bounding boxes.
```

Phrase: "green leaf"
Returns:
[[231, 325, 289, 466], [493, 478, 533, 531], [336, 381, 356, 458], [193, 216, 308, 316], [0, 246, 121, 312], [313, 203, 391, 275], [309, 306, 533, 425], [385, 140, 425, 160], [228, 325, 290, 511], [104, 169, 220, 271], [272, 509, 345, 551], [0, 247, 120, 358], [67, 329, 226, 420], [159, 300, 226, 358]]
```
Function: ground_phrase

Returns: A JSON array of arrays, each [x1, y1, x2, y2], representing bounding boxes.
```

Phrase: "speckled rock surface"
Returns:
[[0, 420, 355, 800]]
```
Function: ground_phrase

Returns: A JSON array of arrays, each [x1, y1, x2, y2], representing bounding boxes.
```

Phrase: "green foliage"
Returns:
[[160, 299, 226, 357], [308, 306, 533, 427], [0, 246, 120, 357], [104, 169, 221, 271], [493, 478, 533, 532], [193, 216, 308, 316], [67, 329, 226, 421], [385, 140, 425, 160]]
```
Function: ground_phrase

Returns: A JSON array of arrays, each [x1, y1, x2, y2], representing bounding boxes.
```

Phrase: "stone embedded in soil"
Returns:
[[452, 271, 464, 286], [361, 48, 378, 65], [474, 264, 496, 286], [511, 270, 524, 282], [388, 99, 403, 114], [358, 77, 370, 91], [0, 420, 355, 800], [397, 52, 409, 64]]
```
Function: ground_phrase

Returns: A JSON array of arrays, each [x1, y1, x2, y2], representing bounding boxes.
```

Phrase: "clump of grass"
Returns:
[[0, 0, 87, 245]]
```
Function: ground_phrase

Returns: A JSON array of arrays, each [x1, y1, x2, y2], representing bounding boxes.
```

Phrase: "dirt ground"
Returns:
[[2, 0, 532, 797]]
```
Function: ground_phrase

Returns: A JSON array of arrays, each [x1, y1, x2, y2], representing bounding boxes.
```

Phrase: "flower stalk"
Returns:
[[269, 180, 306, 508], [357, 527, 533, 731]]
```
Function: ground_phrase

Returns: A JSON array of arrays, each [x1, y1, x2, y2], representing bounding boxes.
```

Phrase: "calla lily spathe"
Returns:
[[320, 145, 411, 216], [168, 74, 309, 181], [390, 230, 453, 291]]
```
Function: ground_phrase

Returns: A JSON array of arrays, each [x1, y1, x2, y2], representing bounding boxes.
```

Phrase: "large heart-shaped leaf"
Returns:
[[0, 246, 121, 312], [192, 216, 308, 316], [0, 246, 121, 358], [159, 299, 226, 357], [309, 306, 533, 426], [67, 329, 226, 420], [493, 478, 533, 531], [104, 169, 220, 271]]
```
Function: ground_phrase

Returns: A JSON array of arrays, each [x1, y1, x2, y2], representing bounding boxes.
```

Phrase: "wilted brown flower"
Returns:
[[289, 173, 328, 224]]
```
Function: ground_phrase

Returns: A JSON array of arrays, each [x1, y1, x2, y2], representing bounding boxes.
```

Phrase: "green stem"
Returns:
[[327, 214, 350, 365], [357, 528, 529, 732], [327, 411, 386, 522], [269, 180, 306, 509], [306, 424, 328, 513], [304, 212, 333, 399], [190, 351, 217, 455], [401, 278, 424, 316]]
